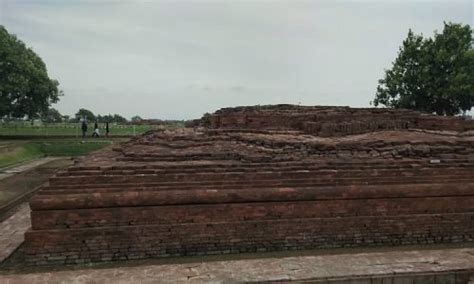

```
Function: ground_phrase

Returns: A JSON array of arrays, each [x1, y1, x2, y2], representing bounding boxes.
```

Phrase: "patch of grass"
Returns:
[[33, 140, 113, 156], [0, 143, 44, 169], [0, 139, 116, 169]]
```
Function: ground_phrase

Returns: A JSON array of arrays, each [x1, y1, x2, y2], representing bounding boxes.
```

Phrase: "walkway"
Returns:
[[0, 158, 71, 263], [0, 157, 60, 181], [0, 157, 72, 218], [0, 247, 473, 283], [0, 203, 30, 263]]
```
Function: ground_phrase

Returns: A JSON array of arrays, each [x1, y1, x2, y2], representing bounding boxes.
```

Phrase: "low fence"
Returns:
[[0, 122, 161, 138]]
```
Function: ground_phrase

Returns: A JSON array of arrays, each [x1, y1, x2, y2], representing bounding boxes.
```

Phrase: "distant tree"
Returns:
[[62, 114, 70, 122], [98, 114, 114, 123], [67, 116, 77, 123], [42, 108, 63, 123], [112, 114, 127, 123], [75, 108, 95, 122], [0, 25, 62, 119], [201, 112, 212, 127], [75, 111, 128, 123], [373, 22, 474, 115], [131, 115, 142, 122]]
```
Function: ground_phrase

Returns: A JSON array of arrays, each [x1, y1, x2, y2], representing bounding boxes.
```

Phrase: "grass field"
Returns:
[[0, 122, 184, 168], [0, 122, 164, 137], [0, 139, 119, 169]]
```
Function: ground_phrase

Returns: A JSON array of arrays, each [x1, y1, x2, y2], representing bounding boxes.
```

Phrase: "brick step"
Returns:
[[64, 158, 474, 172], [40, 175, 474, 194], [48, 167, 474, 186], [65, 161, 474, 174], [31, 196, 474, 230], [122, 143, 474, 150], [56, 163, 474, 176], [121, 145, 474, 155], [41, 178, 474, 195], [120, 152, 245, 159], [56, 163, 474, 174], [117, 147, 474, 159], [114, 153, 473, 162], [24, 212, 474, 265], [30, 182, 474, 210], [48, 169, 474, 185], [230, 137, 474, 147]]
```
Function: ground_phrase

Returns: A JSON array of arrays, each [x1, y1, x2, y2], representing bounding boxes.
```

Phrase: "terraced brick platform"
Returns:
[[24, 105, 474, 265]]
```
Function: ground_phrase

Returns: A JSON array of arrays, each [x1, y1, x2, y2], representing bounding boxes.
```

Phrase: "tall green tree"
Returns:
[[131, 115, 142, 122], [0, 25, 61, 119], [112, 114, 127, 123], [97, 114, 113, 123], [75, 108, 95, 122], [373, 22, 474, 115], [42, 108, 63, 123]]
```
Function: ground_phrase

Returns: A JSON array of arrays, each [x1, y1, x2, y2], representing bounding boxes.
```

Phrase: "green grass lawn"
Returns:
[[33, 139, 115, 156], [0, 142, 43, 168], [0, 123, 162, 137], [0, 139, 119, 169]]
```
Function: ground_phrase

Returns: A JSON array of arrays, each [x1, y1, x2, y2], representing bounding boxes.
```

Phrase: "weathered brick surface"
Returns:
[[207, 105, 474, 135], [24, 105, 474, 265], [31, 196, 474, 230], [29, 183, 474, 210], [25, 213, 474, 264]]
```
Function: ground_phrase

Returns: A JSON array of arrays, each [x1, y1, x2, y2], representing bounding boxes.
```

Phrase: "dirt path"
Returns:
[[0, 158, 72, 218], [0, 157, 61, 180]]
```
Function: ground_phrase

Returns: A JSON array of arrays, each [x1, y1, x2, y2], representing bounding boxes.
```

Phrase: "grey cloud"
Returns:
[[230, 86, 246, 93], [0, 0, 471, 119]]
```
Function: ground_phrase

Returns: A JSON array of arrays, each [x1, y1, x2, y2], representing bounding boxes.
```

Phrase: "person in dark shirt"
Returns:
[[81, 119, 88, 138], [105, 121, 110, 137], [92, 121, 100, 137]]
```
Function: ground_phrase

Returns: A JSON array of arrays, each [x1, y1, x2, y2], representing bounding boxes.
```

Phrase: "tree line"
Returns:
[[41, 108, 139, 123]]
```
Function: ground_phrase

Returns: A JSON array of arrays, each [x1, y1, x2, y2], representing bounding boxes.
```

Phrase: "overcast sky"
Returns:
[[0, 0, 472, 119]]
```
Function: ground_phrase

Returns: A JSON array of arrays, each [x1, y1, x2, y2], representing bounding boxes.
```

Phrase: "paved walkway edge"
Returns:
[[0, 203, 30, 263], [1, 247, 473, 283]]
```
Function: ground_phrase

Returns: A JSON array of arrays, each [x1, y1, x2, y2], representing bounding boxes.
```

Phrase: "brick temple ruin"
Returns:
[[25, 105, 474, 265]]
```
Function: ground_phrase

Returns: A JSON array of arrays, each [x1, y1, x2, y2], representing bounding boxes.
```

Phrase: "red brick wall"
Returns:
[[208, 105, 474, 135], [25, 213, 474, 265], [22, 107, 474, 265], [30, 183, 474, 210], [31, 197, 474, 230]]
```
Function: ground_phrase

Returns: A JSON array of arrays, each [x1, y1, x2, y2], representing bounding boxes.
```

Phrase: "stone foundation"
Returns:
[[24, 105, 474, 265]]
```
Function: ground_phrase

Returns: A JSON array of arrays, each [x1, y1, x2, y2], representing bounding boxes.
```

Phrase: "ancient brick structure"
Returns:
[[209, 105, 474, 136], [25, 105, 474, 265]]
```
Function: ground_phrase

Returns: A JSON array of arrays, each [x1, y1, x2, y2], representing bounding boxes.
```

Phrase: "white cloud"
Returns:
[[0, 0, 471, 119]]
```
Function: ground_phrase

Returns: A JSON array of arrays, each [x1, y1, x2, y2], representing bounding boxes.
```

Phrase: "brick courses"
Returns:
[[208, 105, 474, 135], [24, 105, 474, 265]]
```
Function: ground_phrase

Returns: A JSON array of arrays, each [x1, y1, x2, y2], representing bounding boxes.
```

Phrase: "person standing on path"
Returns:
[[92, 121, 100, 137], [81, 119, 88, 138], [105, 121, 110, 137]]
